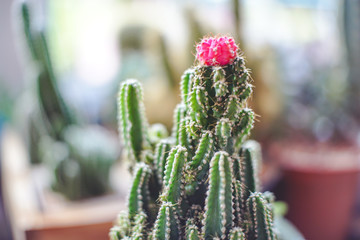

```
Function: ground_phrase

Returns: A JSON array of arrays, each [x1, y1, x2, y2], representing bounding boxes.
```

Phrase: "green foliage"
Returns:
[[18, 0, 73, 140], [112, 39, 278, 239], [43, 125, 119, 199], [343, 0, 360, 119], [118, 79, 150, 164], [16, 0, 118, 200], [248, 192, 277, 240]]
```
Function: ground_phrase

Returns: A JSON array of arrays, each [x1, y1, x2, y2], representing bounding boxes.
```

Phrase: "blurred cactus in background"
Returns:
[[19, 0, 74, 140], [265, 0, 360, 144], [103, 24, 181, 130], [110, 36, 279, 239], [43, 125, 119, 199], [15, 0, 119, 200], [343, 0, 360, 121]]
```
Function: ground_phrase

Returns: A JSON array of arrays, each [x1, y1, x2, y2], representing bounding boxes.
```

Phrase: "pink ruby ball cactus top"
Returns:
[[196, 36, 238, 66]]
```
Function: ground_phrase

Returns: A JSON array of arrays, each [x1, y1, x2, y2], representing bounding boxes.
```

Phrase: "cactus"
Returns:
[[343, 0, 360, 120], [18, 0, 73, 141], [16, 0, 119, 200], [111, 36, 277, 239]]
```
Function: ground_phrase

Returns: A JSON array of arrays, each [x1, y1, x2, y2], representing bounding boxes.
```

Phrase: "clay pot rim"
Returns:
[[280, 164, 360, 174], [268, 140, 360, 173]]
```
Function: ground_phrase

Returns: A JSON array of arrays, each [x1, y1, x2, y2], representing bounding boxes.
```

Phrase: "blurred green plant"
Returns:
[[16, 0, 119, 200], [0, 81, 14, 124], [267, 1, 360, 144], [343, 0, 360, 121]]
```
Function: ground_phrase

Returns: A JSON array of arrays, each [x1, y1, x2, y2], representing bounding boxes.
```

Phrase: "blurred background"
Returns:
[[1, 0, 360, 239]]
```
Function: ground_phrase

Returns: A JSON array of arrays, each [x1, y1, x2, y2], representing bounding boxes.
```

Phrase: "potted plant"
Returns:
[[266, 1, 360, 239], [16, 0, 119, 200], [109, 36, 303, 239], [270, 142, 360, 240]]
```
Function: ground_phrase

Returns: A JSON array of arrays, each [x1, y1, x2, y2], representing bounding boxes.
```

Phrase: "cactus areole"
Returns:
[[110, 36, 278, 240]]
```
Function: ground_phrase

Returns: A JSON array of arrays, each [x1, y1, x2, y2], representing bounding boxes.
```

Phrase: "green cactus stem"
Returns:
[[161, 146, 187, 205], [128, 163, 152, 219], [239, 140, 261, 201], [247, 192, 277, 240], [111, 36, 278, 239], [110, 212, 131, 239], [152, 202, 181, 240], [154, 140, 172, 185], [203, 151, 233, 239], [118, 79, 150, 164]]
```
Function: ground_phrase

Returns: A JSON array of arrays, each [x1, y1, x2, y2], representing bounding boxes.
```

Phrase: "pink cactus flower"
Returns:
[[196, 36, 238, 66]]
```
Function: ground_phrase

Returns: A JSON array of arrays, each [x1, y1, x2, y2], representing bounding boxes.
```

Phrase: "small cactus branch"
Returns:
[[189, 85, 209, 126], [239, 140, 261, 200], [204, 151, 233, 239], [225, 96, 242, 121], [154, 140, 172, 185], [234, 108, 255, 149], [178, 118, 191, 150], [128, 163, 151, 218], [215, 118, 232, 148], [131, 211, 147, 240], [233, 178, 245, 225], [110, 211, 147, 240], [162, 146, 188, 204], [247, 192, 277, 240], [185, 130, 214, 195], [172, 104, 186, 145], [189, 130, 213, 170], [118, 79, 150, 163], [152, 202, 181, 240], [109, 212, 131, 239], [181, 69, 194, 105]]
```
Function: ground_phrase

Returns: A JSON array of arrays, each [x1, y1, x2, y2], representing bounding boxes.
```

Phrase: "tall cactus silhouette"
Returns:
[[16, 0, 119, 200], [111, 36, 277, 239], [18, 0, 73, 140]]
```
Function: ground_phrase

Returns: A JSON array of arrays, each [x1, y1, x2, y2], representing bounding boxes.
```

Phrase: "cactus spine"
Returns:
[[112, 36, 277, 239]]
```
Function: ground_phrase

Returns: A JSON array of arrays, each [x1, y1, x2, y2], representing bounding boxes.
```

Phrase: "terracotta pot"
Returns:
[[270, 143, 360, 240]]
